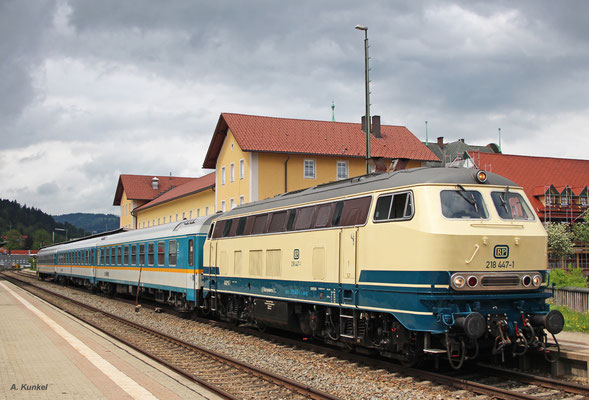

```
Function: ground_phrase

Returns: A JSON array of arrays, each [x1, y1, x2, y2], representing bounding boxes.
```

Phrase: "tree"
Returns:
[[573, 212, 589, 244], [545, 222, 574, 267], [5, 229, 24, 250]]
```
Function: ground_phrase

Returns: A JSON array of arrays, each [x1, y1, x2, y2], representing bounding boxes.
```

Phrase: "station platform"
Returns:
[[550, 331, 589, 382], [0, 277, 222, 400]]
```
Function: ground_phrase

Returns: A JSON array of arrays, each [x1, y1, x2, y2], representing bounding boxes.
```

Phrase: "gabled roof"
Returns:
[[425, 139, 499, 164], [134, 172, 215, 212], [467, 151, 589, 211], [203, 113, 439, 168], [113, 174, 196, 206]]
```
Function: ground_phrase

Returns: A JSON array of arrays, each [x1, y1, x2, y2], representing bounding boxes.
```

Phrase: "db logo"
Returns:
[[494, 245, 509, 259], [293, 249, 300, 260]]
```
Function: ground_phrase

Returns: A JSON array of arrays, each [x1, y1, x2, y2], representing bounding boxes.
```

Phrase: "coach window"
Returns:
[[340, 196, 372, 226], [491, 192, 534, 221], [314, 204, 332, 228], [252, 214, 268, 235], [131, 245, 137, 265], [148, 243, 155, 266], [441, 190, 488, 219], [124, 245, 129, 265], [117, 246, 122, 265], [235, 217, 247, 236], [97, 249, 101, 266], [139, 244, 145, 266], [222, 219, 233, 237], [188, 239, 194, 266], [169, 240, 177, 266], [286, 209, 297, 231], [157, 241, 165, 266], [332, 201, 344, 226], [294, 206, 315, 230], [268, 211, 287, 233]]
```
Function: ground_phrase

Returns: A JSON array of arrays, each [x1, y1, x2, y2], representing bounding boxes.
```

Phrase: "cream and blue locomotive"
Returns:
[[202, 167, 563, 367], [37, 167, 563, 367]]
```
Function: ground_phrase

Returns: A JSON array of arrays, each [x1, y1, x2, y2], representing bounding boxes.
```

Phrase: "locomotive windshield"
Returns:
[[491, 191, 534, 220], [441, 190, 488, 219]]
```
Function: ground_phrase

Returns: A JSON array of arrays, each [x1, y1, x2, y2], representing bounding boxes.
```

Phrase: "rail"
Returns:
[[551, 286, 589, 313]]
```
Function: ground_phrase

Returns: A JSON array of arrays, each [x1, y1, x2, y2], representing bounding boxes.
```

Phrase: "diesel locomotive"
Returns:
[[37, 167, 564, 368]]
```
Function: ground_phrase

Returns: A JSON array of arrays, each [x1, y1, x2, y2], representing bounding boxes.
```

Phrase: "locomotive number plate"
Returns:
[[485, 260, 515, 269]]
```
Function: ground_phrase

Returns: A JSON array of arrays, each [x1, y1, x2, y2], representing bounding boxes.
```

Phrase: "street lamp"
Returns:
[[356, 24, 371, 174], [53, 228, 68, 243]]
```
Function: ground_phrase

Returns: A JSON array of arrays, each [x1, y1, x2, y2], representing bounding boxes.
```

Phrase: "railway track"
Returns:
[[6, 270, 589, 400], [2, 272, 339, 400]]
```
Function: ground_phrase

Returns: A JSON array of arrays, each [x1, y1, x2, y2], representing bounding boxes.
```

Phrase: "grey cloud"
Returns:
[[37, 181, 59, 196]]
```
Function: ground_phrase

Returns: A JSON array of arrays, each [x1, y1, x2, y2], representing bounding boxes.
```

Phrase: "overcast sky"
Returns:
[[2, 1, 588, 215]]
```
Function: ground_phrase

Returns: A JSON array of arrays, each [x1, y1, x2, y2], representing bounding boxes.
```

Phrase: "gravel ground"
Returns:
[[10, 272, 477, 400]]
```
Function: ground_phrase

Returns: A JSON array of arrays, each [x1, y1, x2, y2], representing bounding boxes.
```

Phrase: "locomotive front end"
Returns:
[[429, 171, 563, 367]]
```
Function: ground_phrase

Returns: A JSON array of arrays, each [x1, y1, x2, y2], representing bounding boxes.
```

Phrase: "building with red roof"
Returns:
[[204, 113, 438, 212], [114, 112, 438, 228], [113, 173, 214, 229], [467, 151, 589, 223]]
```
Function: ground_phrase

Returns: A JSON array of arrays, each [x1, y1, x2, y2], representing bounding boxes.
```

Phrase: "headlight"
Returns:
[[532, 274, 542, 287], [475, 170, 487, 183], [453, 275, 466, 288]]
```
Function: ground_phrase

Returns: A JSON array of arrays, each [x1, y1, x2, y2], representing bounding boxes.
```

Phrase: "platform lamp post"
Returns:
[[356, 24, 371, 174], [53, 228, 68, 243]]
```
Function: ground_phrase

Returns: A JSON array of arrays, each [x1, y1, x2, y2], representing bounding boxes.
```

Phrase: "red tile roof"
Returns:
[[468, 151, 589, 212], [134, 172, 215, 212], [203, 113, 439, 168], [113, 174, 196, 205]]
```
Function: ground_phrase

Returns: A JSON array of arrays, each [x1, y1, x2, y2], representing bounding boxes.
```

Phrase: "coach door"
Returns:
[[339, 227, 358, 304]]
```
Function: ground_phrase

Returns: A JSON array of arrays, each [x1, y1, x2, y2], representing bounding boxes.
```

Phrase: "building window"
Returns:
[[337, 161, 348, 180], [169, 214, 172, 222], [205, 206, 209, 216], [157, 217, 160, 225], [240, 195, 245, 205], [182, 212, 186, 220], [304, 159, 316, 179], [230, 198, 235, 210], [189, 210, 193, 219], [197, 208, 200, 217], [175, 214, 178, 221], [582, 196, 588, 206], [230, 163, 235, 182], [163, 216, 166, 224], [152, 219, 155, 226], [221, 200, 226, 212], [240, 159, 245, 179], [221, 166, 226, 185]]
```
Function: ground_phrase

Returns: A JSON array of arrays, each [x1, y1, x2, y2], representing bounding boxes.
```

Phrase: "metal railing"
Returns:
[[551, 286, 589, 314]]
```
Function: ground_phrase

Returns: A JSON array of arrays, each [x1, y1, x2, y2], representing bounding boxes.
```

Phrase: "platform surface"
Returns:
[[0, 278, 222, 399]]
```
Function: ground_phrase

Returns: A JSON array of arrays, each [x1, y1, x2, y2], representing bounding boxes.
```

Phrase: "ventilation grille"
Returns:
[[481, 275, 520, 287]]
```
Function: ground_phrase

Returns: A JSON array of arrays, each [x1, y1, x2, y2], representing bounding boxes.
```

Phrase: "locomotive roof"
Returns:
[[221, 167, 517, 218]]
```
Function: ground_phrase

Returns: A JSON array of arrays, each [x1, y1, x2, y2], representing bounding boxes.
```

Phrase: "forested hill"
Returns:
[[0, 199, 88, 250], [53, 213, 119, 234]]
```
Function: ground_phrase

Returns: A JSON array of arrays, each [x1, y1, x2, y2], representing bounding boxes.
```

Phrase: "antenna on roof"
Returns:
[[425, 120, 428, 145], [331, 101, 335, 122], [498, 128, 502, 153]]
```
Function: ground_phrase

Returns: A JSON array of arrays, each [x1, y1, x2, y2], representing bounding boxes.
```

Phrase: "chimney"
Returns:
[[372, 115, 381, 138], [459, 138, 465, 143], [361, 116, 366, 132], [437, 137, 444, 149], [151, 177, 159, 190]]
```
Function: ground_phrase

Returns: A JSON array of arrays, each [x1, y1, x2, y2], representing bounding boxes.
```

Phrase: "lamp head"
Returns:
[[355, 25, 368, 31]]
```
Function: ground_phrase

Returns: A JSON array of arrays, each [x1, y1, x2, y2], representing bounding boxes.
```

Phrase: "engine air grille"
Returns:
[[481, 275, 520, 287]]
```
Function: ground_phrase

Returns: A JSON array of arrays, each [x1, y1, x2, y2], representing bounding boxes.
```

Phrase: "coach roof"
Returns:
[[220, 167, 517, 218]]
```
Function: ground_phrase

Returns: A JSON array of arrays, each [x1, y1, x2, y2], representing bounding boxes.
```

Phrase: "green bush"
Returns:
[[550, 268, 588, 288]]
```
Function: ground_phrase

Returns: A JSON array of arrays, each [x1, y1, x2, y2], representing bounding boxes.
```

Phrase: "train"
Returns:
[[37, 167, 564, 368]]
